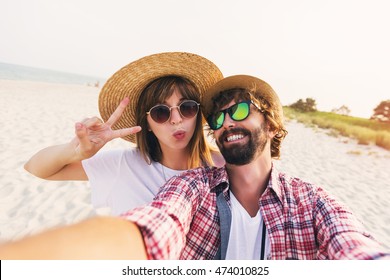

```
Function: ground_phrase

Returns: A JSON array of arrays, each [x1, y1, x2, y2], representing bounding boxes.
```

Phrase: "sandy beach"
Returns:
[[0, 79, 389, 250]]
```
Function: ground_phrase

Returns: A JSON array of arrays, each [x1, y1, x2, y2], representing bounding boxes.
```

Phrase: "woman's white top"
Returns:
[[82, 148, 184, 215]]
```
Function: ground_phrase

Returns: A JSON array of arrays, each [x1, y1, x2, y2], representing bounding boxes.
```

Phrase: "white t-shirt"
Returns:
[[226, 191, 271, 260], [82, 148, 184, 215]]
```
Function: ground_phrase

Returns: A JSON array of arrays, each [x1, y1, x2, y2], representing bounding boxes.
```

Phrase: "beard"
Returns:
[[216, 124, 268, 166]]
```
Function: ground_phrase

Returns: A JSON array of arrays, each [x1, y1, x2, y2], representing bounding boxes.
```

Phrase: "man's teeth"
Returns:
[[226, 134, 244, 142]]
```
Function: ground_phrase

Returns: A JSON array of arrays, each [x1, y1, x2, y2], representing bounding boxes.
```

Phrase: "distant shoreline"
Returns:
[[0, 62, 106, 87]]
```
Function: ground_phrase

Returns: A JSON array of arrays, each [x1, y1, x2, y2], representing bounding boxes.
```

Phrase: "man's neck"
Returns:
[[226, 156, 272, 217]]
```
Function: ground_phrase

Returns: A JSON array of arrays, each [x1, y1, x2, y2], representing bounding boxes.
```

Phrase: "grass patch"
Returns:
[[283, 107, 390, 150]]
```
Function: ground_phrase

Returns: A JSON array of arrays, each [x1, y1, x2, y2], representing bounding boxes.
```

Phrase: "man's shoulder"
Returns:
[[275, 170, 323, 198], [171, 166, 227, 187], [180, 165, 225, 178]]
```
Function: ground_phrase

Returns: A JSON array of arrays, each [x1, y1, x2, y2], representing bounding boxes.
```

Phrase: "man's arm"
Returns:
[[0, 216, 147, 260], [314, 187, 389, 259], [122, 168, 211, 259]]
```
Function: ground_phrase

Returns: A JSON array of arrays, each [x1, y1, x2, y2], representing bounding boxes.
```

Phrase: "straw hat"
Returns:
[[202, 75, 283, 120], [99, 52, 223, 142]]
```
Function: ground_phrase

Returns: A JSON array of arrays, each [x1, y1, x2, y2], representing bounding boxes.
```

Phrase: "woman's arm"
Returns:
[[24, 139, 87, 180], [24, 98, 141, 181]]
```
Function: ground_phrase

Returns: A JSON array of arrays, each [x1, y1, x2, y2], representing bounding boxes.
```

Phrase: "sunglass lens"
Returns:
[[209, 111, 224, 130], [150, 106, 170, 123], [180, 101, 199, 118], [231, 102, 249, 121]]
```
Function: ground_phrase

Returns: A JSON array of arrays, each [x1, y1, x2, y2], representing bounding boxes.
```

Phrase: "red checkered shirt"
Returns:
[[122, 165, 388, 259]]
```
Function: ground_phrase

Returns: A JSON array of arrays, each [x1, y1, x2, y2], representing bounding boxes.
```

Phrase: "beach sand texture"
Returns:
[[1, 79, 389, 250]]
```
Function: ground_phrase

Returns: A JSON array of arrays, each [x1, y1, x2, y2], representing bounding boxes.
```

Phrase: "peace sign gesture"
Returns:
[[72, 97, 141, 160]]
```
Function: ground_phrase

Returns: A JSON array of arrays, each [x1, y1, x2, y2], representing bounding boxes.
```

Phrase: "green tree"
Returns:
[[371, 100, 390, 123], [290, 98, 317, 112], [332, 105, 351, 116]]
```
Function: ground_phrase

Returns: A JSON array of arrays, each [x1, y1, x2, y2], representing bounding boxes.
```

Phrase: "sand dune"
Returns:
[[0, 79, 389, 250]]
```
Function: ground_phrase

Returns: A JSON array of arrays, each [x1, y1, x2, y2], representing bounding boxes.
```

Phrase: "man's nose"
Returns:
[[222, 112, 235, 129]]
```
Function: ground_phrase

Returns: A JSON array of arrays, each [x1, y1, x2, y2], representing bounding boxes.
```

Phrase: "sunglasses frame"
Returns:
[[207, 100, 262, 130], [146, 100, 200, 124]]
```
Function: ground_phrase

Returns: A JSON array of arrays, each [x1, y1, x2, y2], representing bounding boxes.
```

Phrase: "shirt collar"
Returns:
[[209, 166, 229, 192], [210, 163, 284, 202], [266, 163, 284, 203]]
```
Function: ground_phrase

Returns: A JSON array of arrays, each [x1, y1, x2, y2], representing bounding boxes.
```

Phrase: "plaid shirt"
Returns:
[[123, 165, 388, 260]]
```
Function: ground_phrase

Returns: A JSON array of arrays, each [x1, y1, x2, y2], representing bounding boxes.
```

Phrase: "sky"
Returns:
[[1, 0, 389, 118]]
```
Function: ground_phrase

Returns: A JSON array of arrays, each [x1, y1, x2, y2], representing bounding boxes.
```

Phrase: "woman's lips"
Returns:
[[173, 130, 186, 140]]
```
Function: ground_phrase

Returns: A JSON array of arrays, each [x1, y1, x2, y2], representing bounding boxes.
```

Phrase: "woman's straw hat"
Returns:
[[99, 52, 223, 142]]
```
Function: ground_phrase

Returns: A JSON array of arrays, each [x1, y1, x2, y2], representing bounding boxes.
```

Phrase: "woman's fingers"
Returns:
[[82, 117, 104, 128], [111, 126, 142, 139], [80, 97, 130, 131], [105, 97, 129, 126], [76, 98, 136, 142], [75, 122, 93, 151]]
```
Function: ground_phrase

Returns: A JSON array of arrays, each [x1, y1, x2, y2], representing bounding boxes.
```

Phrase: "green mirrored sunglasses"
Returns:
[[207, 100, 256, 130]]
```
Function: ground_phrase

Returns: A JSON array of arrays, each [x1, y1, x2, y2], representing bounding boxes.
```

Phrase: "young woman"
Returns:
[[24, 52, 224, 215]]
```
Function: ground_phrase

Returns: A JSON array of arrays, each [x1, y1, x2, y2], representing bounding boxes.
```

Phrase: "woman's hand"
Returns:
[[72, 97, 141, 160]]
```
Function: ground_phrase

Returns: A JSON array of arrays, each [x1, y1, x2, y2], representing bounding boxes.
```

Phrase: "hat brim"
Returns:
[[202, 75, 282, 119], [99, 52, 223, 142]]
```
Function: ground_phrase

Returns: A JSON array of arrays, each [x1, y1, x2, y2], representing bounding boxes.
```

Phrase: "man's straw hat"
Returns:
[[202, 74, 283, 120], [99, 52, 223, 142]]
